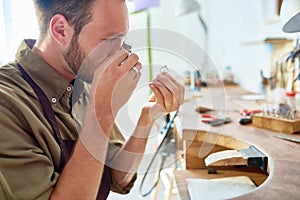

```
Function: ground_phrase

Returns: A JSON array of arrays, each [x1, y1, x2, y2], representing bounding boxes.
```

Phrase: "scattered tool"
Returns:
[[210, 117, 232, 126], [205, 145, 268, 172], [240, 109, 262, 116], [201, 114, 232, 126], [201, 114, 218, 123], [274, 135, 300, 144], [195, 106, 213, 114], [238, 116, 253, 125], [201, 114, 217, 123], [239, 109, 261, 125]]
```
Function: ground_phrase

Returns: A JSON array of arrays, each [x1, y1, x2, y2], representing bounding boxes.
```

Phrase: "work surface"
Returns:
[[174, 86, 300, 200]]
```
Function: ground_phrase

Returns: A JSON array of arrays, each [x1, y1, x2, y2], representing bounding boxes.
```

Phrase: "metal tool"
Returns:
[[201, 113, 232, 126], [210, 117, 232, 127], [239, 116, 253, 125], [274, 135, 300, 144], [238, 109, 261, 125], [262, 103, 299, 120], [121, 41, 132, 52], [240, 145, 268, 172]]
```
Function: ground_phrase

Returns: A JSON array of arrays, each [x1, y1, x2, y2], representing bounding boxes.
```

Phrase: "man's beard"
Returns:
[[63, 35, 92, 83]]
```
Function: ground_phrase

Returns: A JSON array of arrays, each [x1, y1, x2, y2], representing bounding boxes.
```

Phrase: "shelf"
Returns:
[[241, 37, 294, 46]]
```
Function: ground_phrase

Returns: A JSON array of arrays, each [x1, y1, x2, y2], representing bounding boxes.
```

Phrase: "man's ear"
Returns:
[[49, 14, 74, 45]]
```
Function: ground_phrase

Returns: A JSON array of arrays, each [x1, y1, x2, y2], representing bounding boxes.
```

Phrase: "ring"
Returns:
[[160, 65, 169, 73], [132, 66, 140, 76]]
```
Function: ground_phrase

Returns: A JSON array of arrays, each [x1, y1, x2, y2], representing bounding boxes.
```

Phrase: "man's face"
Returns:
[[64, 0, 129, 82], [63, 35, 86, 78]]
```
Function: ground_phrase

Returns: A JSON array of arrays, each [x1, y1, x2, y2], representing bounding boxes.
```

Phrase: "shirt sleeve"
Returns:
[[0, 100, 58, 200], [107, 123, 138, 194]]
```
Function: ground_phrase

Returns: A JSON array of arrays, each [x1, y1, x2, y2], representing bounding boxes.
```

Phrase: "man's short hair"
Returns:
[[33, 0, 97, 36]]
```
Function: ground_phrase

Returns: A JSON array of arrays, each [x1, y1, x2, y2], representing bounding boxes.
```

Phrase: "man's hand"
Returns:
[[89, 50, 142, 127], [138, 72, 185, 126], [78, 49, 142, 170]]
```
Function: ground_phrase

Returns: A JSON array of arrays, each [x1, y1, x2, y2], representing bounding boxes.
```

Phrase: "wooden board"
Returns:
[[205, 150, 248, 167], [182, 130, 249, 170], [184, 141, 229, 169], [175, 86, 300, 199], [252, 114, 300, 134], [174, 169, 268, 200], [186, 176, 256, 200]]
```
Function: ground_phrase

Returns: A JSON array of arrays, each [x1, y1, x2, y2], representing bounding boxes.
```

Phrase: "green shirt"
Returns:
[[0, 40, 135, 199]]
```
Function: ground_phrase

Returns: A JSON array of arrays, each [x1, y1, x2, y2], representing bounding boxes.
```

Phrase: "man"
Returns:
[[0, 0, 184, 199]]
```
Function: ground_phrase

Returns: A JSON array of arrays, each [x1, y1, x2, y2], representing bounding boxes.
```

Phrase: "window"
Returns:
[[0, 0, 38, 65]]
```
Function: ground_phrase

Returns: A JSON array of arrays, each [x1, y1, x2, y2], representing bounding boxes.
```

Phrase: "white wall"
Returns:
[[207, 0, 283, 93], [2, 0, 300, 93], [0, 0, 38, 64], [129, 0, 300, 94]]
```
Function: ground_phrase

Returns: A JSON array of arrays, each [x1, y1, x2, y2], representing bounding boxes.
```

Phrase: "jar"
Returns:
[[286, 91, 296, 110], [295, 80, 300, 111], [194, 70, 201, 91]]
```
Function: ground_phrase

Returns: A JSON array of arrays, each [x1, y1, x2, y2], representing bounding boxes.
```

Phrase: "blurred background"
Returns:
[[1, 0, 298, 93]]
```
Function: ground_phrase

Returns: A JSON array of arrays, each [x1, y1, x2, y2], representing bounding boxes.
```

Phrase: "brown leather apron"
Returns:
[[17, 63, 111, 200]]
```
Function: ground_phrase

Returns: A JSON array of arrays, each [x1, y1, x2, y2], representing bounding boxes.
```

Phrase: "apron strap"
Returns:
[[17, 63, 71, 172], [17, 63, 112, 199]]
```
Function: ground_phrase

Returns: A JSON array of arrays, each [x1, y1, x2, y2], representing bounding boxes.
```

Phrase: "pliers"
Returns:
[[240, 109, 262, 116], [239, 109, 262, 125], [201, 114, 232, 126]]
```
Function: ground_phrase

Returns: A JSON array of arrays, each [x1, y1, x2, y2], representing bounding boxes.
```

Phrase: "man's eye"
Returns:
[[108, 37, 117, 42]]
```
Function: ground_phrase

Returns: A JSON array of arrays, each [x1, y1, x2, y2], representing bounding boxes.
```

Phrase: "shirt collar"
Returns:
[[15, 39, 71, 103]]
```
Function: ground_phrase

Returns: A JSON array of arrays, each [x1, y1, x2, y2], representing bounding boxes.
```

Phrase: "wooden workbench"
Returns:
[[173, 85, 300, 200]]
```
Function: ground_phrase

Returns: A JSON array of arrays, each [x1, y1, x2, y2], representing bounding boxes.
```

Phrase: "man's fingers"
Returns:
[[109, 50, 130, 66], [150, 80, 179, 112], [156, 73, 179, 100], [129, 62, 142, 79], [155, 73, 185, 106], [116, 53, 142, 80], [161, 72, 185, 105], [149, 83, 165, 107], [152, 79, 173, 110], [171, 93, 180, 111], [121, 53, 139, 69]]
